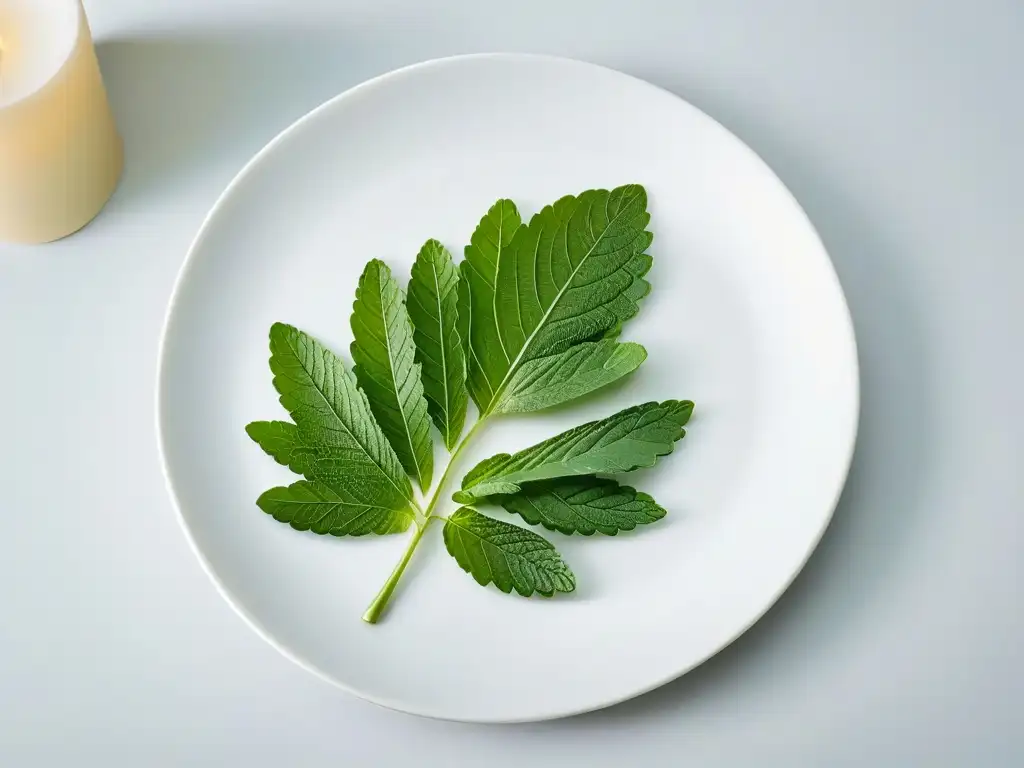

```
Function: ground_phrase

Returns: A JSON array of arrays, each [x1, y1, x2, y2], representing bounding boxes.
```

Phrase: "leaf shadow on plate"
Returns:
[[509, 81, 938, 730]]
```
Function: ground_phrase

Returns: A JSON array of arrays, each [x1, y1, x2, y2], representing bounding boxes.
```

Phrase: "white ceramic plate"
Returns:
[[158, 54, 858, 723]]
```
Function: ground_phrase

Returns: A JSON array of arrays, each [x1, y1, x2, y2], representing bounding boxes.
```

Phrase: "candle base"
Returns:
[[0, 1, 124, 245], [22, 135, 124, 245]]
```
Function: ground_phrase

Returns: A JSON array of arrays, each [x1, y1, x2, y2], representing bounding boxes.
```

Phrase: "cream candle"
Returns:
[[0, 0, 122, 244]]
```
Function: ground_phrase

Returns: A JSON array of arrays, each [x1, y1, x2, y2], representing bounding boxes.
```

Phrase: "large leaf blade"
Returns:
[[351, 259, 434, 491], [458, 199, 521, 413], [407, 239, 468, 451], [460, 185, 653, 416], [265, 322, 414, 512], [492, 340, 647, 414], [499, 477, 666, 535], [443, 507, 575, 596], [453, 399, 692, 503], [493, 185, 652, 396], [257, 480, 413, 536]]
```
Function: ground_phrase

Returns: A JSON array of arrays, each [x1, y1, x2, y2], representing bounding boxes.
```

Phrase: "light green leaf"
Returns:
[[459, 185, 653, 416], [443, 507, 575, 596], [458, 199, 522, 413], [499, 477, 666, 535], [492, 340, 647, 414], [257, 480, 413, 536], [264, 322, 414, 515], [351, 259, 434, 491], [453, 399, 692, 503], [407, 239, 468, 451], [245, 420, 317, 476]]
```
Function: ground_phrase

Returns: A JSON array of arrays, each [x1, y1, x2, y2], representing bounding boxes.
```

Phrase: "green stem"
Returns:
[[361, 417, 487, 623], [424, 418, 484, 515], [362, 520, 428, 624]]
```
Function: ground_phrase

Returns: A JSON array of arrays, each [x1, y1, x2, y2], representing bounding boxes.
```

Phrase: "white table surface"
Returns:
[[2, 1, 1021, 765]]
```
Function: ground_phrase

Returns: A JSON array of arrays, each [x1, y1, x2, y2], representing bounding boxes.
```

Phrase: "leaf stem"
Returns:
[[423, 418, 485, 516], [360, 416, 487, 623], [362, 520, 429, 624]]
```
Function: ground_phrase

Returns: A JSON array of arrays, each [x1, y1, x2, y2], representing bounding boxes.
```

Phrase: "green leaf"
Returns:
[[492, 340, 647, 414], [443, 507, 576, 596], [499, 477, 666, 535], [257, 480, 413, 536], [263, 322, 415, 515], [458, 199, 522, 413], [459, 185, 653, 416], [407, 239, 468, 451], [495, 189, 653, 363], [245, 420, 317, 476], [454, 399, 692, 503], [351, 259, 434, 491]]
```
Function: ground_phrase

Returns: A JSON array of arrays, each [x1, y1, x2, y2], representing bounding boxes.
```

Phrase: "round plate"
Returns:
[[158, 54, 858, 723]]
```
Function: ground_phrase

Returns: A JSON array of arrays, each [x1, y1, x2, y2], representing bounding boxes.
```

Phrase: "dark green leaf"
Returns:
[[454, 400, 692, 503], [407, 239, 468, 451], [443, 507, 575, 596], [500, 477, 666, 535], [257, 480, 413, 536], [460, 185, 653, 416], [458, 199, 522, 414], [351, 259, 434, 490], [258, 322, 415, 522]]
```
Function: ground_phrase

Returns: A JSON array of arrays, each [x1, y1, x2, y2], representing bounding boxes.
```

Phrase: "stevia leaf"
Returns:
[[463, 185, 654, 417], [499, 477, 666, 535], [493, 187, 652, 365], [443, 507, 575, 596], [407, 239, 468, 451], [263, 322, 414, 515], [351, 259, 434, 491], [453, 399, 692, 503], [492, 340, 647, 414], [458, 199, 522, 413], [257, 480, 413, 536]]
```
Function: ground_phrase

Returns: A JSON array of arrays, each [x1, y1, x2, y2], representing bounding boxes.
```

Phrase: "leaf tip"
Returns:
[[418, 238, 449, 260], [670, 400, 694, 426], [254, 484, 289, 515], [606, 342, 648, 370], [268, 321, 296, 345], [614, 182, 648, 206]]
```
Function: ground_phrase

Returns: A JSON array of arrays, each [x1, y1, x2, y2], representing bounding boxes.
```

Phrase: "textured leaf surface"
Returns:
[[493, 340, 647, 414], [256, 323, 414, 523], [458, 199, 522, 413], [245, 420, 317, 476], [443, 507, 575, 596], [459, 185, 653, 416], [454, 400, 692, 503], [500, 477, 666, 535], [257, 480, 412, 536], [351, 259, 434, 490], [407, 240, 468, 451]]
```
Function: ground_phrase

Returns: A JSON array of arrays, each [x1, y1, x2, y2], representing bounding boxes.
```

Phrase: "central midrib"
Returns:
[[432, 258, 451, 439], [378, 273, 423, 486]]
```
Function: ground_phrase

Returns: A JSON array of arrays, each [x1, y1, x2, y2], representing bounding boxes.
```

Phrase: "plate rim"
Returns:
[[155, 51, 860, 723]]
